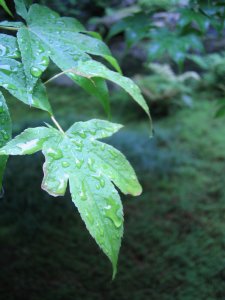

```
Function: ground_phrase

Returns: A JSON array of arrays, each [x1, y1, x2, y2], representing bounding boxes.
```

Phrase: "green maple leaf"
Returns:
[[0, 92, 11, 190], [0, 2, 150, 120], [16, 3, 118, 114], [0, 119, 142, 277], [0, 33, 21, 59], [148, 28, 204, 66], [179, 8, 210, 33], [65, 60, 151, 120], [14, 0, 32, 19], [0, 32, 52, 113], [0, 58, 52, 113]]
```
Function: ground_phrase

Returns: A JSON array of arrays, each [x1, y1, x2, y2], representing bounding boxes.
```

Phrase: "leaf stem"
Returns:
[[44, 71, 67, 85], [44, 68, 92, 85], [51, 115, 65, 134], [0, 26, 19, 31]]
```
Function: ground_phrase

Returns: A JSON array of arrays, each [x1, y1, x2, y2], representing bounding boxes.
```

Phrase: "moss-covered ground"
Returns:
[[1, 87, 225, 299]]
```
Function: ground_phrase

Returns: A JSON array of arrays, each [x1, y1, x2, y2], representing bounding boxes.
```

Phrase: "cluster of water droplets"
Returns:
[[43, 128, 123, 241], [0, 44, 20, 59], [29, 45, 50, 79], [0, 102, 10, 148], [104, 197, 122, 229], [0, 61, 23, 92], [48, 147, 63, 160], [0, 64, 18, 76]]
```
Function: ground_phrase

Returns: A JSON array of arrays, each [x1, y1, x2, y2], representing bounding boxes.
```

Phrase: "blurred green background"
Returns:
[[1, 0, 225, 299]]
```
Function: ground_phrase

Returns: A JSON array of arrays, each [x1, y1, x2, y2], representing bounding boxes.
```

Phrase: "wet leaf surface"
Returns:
[[0, 119, 142, 277]]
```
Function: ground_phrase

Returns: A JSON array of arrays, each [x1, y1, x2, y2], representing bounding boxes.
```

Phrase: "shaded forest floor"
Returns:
[[1, 87, 225, 299]]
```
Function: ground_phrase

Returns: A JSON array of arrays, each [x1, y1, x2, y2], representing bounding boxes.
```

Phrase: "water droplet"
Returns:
[[30, 66, 42, 78], [100, 144, 105, 151], [48, 148, 63, 160], [78, 131, 86, 139], [99, 227, 104, 237], [62, 161, 70, 168], [11, 50, 20, 59], [87, 158, 95, 172], [90, 129, 96, 136], [91, 141, 97, 147], [2, 83, 16, 90], [57, 178, 67, 194], [72, 139, 83, 151], [37, 45, 45, 54], [0, 65, 12, 75], [86, 211, 94, 225], [75, 158, 83, 169], [96, 231, 104, 246], [28, 93, 34, 106], [12, 66, 18, 72], [92, 173, 105, 188], [131, 175, 136, 181], [73, 55, 79, 61], [1, 130, 9, 140], [80, 181, 87, 201], [109, 150, 118, 159], [0, 45, 7, 56], [104, 197, 122, 228], [40, 56, 49, 67]]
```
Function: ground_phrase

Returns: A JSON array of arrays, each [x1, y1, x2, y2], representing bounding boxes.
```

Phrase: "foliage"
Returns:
[[189, 52, 225, 93], [138, 0, 180, 12], [147, 28, 203, 68], [105, 0, 224, 67], [190, 0, 225, 31], [134, 63, 199, 111], [0, 0, 12, 16], [2, 97, 225, 298], [0, 92, 11, 191], [0, 0, 151, 277], [106, 13, 151, 49], [215, 98, 225, 118]]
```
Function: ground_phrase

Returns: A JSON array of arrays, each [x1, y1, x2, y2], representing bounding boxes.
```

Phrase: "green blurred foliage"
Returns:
[[189, 53, 225, 92], [138, 0, 180, 12], [104, 0, 225, 67], [1, 87, 225, 299], [147, 28, 204, 68], [134, 63, 200, 115], [0, 0, 225, 298]]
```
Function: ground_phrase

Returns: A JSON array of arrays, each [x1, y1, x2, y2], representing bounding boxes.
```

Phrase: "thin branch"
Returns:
[[44, 68, 93, 85], [44, 70, 68, 85], [0, 26, 19, 31], [51, 116, 65, 134]]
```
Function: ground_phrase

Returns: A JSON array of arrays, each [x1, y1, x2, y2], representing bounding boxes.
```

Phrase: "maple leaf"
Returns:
[[0, 119, 142, 277]]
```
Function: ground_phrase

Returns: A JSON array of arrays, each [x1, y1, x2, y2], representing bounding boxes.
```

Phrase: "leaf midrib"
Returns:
[[65, 134, 117, 265], [28, 26, 92, 60]]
